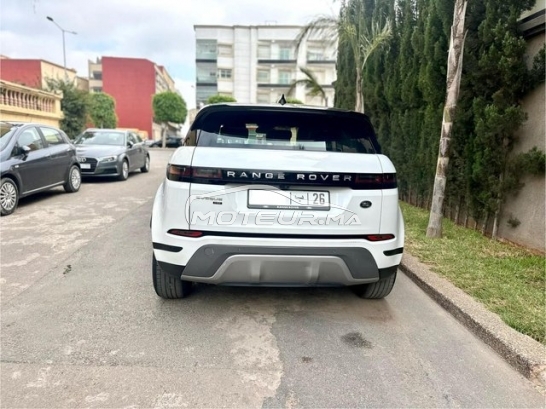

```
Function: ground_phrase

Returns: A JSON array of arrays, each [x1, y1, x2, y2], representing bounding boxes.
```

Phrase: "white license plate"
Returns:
[[248, 190, 330, 210], [80, 163, 91, 169]]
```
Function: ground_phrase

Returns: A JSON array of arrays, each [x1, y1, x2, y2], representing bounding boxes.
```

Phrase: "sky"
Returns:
[[0, 0, 340, 109]]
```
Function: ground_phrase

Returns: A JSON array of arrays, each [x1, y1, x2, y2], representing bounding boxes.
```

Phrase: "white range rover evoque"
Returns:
[[150, 103, 404, 299]]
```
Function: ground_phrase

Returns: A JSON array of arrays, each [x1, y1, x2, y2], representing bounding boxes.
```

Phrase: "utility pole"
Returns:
[[46, 16, 77, 82]]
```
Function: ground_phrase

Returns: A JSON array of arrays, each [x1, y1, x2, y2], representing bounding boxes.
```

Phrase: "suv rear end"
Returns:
[[151, 104, 404, 299]]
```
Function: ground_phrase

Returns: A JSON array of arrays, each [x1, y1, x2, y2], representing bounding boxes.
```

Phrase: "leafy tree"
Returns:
[[336, 0, 543, 240], [45, 79, 89, 138], [287, 67, 327, 106], [286, 97, 304, 104], [206, 94, 237, 104], [296, 0, 391, 112], [88, 92, 117, 128], [152, 91, 187, 148]]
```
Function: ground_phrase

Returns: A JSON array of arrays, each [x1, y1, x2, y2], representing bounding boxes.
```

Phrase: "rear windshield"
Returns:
[[188, 108, 379, 153], [74, 131, 125, 146]]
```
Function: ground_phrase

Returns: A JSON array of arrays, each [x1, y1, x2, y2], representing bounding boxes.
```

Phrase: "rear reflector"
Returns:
[[167, 229, 203, 238], [364, 234, 395, 242]]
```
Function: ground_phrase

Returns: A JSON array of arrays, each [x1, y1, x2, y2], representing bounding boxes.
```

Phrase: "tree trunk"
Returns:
[[455, 197, 461, 224], [426, 0, 468, 238], [463, 211, 468, 228], [161, 123, 167, 149], [481, 213, 490, 236], [492, 208, 501, 240], [355, 69, 364, 113], [491, 173, 504, 240]]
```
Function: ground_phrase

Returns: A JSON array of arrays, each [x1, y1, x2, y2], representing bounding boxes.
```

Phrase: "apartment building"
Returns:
[[88, 56, 176, 139], [0, 57, 86, 90], [194, 25, 337, 107]]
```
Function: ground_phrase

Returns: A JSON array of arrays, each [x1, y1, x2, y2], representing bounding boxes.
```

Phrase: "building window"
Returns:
[[307, 49, 325, 61], [196, 86, 218, 104], [257, 69, 270, 83], [218, 44, 233, 57], [258, 45, 270, 59], [196, 39, 217, 59], [197, 63, 217, 83], [218, 69, 232, 79], [279, 46, 292, 60], [91, 87, 102, 93], [92, 71, 102, 80], [278, 71, 292, 85]]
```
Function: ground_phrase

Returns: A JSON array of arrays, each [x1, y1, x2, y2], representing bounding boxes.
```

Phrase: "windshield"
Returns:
[[190, 109, 378, 153], [75, 131, 125, 146], [0, 123, 16, 151]]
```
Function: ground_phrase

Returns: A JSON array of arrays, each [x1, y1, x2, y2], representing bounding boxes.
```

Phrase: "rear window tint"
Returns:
[[188, 108, 379, 154]]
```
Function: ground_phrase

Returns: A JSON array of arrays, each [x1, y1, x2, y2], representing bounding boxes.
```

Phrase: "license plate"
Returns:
[[248, 190, 330, 210], [80, 163, 91, 169]]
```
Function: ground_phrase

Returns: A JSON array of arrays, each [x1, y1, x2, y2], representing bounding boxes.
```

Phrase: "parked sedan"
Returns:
[[0, 122, 81, 216], [74, 129, 150, 181], [149, 135, 184, 148]]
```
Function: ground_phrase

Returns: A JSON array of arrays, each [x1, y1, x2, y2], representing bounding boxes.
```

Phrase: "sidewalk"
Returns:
[[400, 252, 546, 391]]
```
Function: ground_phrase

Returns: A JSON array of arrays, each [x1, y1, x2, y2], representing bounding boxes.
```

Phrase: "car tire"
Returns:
[[352, 271, 397, 299], [117, 159, 129, 181], [152, 254, 192, 299], [0, 178, 19, 216], [140, 155, 150, 173], [63, 165, 81, 193]]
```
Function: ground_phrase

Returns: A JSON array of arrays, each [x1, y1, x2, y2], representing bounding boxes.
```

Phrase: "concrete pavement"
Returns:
[[401, 253, 546, 391]]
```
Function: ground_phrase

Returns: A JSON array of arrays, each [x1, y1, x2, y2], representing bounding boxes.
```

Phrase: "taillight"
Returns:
[[166, 166, 222, 182], [192, 167, 222, 179], [166, 165, 190, 181], [364, 234, 395, 241], [167, 229, 203, 237], [381, 173, 397, 189], [355, 173, 397, 189]]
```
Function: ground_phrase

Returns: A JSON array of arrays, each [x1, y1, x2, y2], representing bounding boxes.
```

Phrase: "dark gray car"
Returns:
[[0, 122, 81, 216], [74, 129, 150, 181]]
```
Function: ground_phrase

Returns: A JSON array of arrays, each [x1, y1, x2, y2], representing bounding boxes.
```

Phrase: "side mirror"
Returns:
[[13, 145, 31, 159], [127, 141, 134, 148]]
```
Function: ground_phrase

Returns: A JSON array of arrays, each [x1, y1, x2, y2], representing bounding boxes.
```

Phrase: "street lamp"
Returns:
[[46, 16, 77, 82]]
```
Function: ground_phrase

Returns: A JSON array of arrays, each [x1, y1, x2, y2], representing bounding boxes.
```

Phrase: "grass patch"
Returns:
[[400, 202, 545, 344]]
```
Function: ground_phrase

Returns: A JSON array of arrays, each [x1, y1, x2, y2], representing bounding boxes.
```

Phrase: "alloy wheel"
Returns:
[[71, 167, 81, 190], [0, 181, 17, 211], [123, 161, 129, 179]]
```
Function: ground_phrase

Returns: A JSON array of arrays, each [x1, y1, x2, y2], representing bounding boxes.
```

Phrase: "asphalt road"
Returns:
[[1, 149, 544, 408]]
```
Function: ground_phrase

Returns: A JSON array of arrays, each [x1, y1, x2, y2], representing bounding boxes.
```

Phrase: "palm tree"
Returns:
[[295, 0, 391, 113], [287, 67, 327, 106]]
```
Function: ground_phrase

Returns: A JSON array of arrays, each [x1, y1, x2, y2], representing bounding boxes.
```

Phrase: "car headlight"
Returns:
[[98, 155, 118, 163]]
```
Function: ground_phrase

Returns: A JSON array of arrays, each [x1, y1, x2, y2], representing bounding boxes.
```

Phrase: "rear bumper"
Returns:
[[155, 243, 400, 286]]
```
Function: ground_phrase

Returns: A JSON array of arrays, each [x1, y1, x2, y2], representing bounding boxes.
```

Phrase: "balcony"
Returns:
[[257, 83, 292, 88], [0, 80, 63, 127], [257, 59, 297, 65], [307, 59, 336, 64]]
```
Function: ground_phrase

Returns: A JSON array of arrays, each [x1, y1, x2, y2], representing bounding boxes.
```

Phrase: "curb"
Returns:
[[400, 253, 546, 391]]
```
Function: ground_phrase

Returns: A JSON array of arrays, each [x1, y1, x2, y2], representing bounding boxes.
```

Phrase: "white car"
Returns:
[[151, 103, 404, 299]]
